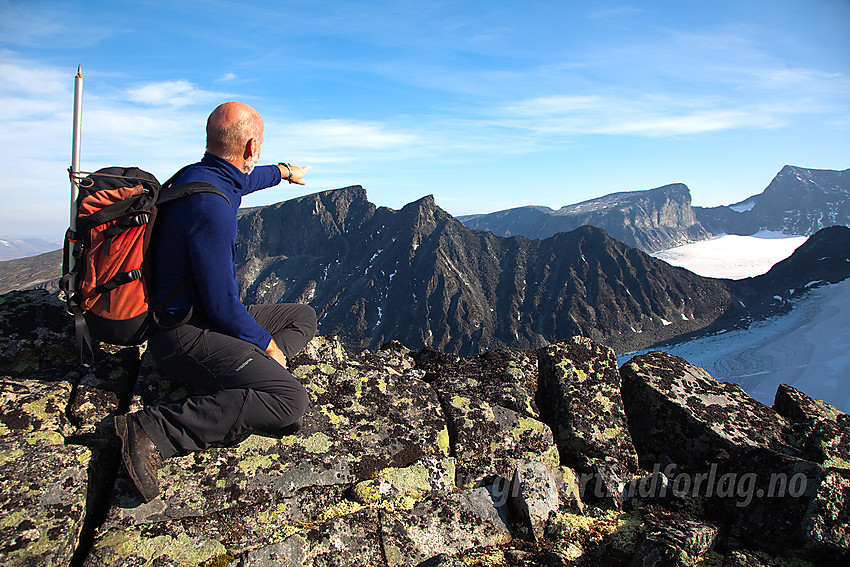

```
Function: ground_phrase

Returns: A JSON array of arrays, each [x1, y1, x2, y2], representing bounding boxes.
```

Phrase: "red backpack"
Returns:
[[61, 166, 228, 363]]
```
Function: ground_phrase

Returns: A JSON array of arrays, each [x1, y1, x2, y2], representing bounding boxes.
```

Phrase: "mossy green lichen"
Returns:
[[96, 530, 227, 566], [299, 431, 332, 453], [437, 425, 451, 456]]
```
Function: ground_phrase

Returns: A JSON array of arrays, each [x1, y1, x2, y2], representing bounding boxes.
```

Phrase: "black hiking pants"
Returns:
[[138, 303, 316, 459]]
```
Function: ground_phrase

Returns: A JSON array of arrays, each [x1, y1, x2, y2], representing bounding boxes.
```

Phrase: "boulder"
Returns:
[[537, 337, 638, 508], [509, 461, 560, 541], [0, 430, 91, 567], [420, 346, 540, 418], [620, 351, 791, 468], [774, 383, 850, 470], [0, 290, 77, 380], [621, 351, 850, 564], [631, 508, 718, 567], [443, 392, 559, 488]]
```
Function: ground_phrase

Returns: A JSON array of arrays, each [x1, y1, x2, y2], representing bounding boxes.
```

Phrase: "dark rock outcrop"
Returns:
[[3, 289, 848, 566]]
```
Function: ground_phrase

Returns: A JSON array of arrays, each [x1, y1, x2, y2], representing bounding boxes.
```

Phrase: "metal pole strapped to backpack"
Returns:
[[67, 65, 83, 291]]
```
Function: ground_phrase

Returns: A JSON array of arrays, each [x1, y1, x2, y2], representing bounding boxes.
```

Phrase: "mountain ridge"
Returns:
[[233, 187, 739, 355], [460, 165, 850, 252], [2, 183, 849, 357], [459, 182, 710, 252]]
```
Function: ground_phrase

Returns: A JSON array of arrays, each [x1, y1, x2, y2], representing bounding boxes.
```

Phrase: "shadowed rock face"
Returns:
[[234, 187, 739, 356], [696, 166, 850, 237], [1, 289, 849, 566]]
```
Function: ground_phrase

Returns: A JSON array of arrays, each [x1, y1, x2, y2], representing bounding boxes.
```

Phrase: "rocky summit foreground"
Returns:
[[1, 290, 848, 566]]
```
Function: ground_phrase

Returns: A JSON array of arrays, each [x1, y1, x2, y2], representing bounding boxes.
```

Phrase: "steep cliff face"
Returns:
[[235, 188, 736, 355], [695, 166, 850, 236], [460, 183, 711, 252]]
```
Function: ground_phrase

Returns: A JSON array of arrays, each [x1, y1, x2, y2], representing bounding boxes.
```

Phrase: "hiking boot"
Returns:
[[114, 414, 162, 502]]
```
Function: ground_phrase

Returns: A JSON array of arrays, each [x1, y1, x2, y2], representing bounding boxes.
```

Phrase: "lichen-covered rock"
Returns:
[[67, 344, 142, 436], [554, 465, 584, 513], [632, 508, 718, 567], [420, 346, 540, 418], [774, 383, 849, 470], [509, 461, 560, 542], [0, 290, 77, 380], [620, 351, 791, 469], [84, 526, 229, 567], [722, 447, 850, 564], [87, 483, 364, 566], [0, 430, 90, 567], [580, 458, 632, 510], [102, 336, 448, 529], [720, 549, 769, 566], [381, 488, 513, 565], [230, 508, 385, 567], [351, 456, 456, 508], [0, 378, 74, 437], [546, 509, 643, 564], [444, 393, 559, 488], [537, 337, 638, 473]]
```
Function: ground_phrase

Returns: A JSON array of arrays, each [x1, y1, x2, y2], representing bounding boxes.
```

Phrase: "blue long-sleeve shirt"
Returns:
[[153, 153, 282, 349]]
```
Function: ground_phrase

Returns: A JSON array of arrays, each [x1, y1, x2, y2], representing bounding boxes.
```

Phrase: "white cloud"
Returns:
[[500, 93, 795, 137], [218, 73, 237, 82], [267, 118, 419, 155], [125, 79, 225, 108]]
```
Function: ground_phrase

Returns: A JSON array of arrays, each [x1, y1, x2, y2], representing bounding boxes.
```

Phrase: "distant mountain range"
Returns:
[[460, 165, 850, 252], [459, 183, 711, 252], [0, 237, 62, 261], [232, 186, 850, 355], [1, 166, 849, 356]]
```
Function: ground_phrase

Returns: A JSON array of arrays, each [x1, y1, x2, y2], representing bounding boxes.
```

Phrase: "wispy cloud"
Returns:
[[501, 94, 789, 137], [125, 79, 226, 108]]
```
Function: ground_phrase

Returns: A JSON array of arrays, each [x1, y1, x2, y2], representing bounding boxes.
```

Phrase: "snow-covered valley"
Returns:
[[624, 232, 850, 413], [650, 231, 808, 279]]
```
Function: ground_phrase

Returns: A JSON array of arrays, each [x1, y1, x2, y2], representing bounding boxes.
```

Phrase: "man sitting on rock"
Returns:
[[114, 101, 316, 502]]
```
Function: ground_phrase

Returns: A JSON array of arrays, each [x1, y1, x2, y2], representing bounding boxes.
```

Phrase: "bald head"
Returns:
[[206, 102, 264, 170]]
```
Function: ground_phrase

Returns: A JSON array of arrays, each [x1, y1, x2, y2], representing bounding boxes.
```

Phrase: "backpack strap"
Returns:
[[148, 177, 232, 330], [157, 181, 231, 207]]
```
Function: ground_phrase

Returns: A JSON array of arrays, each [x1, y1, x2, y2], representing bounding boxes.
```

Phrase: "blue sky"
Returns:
[[1, 0, 848, 240]]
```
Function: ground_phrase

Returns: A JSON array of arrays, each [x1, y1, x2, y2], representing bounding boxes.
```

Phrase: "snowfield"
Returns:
[[650, 231, 808, 279], [624, 232, 850, 413]]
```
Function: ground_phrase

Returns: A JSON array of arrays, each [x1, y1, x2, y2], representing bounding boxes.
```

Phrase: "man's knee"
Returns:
[[296, 304, 318, 336], [289, 380, 310, 419]]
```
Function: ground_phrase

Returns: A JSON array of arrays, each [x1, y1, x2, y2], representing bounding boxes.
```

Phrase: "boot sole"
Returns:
[[114, 414, 159, 503]]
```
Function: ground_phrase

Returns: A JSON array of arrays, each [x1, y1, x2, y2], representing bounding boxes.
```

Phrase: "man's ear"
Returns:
[[244, 137, 259, 159]]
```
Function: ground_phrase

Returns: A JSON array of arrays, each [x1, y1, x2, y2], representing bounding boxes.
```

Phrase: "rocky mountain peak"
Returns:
[[697, 165, 850, 236]]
